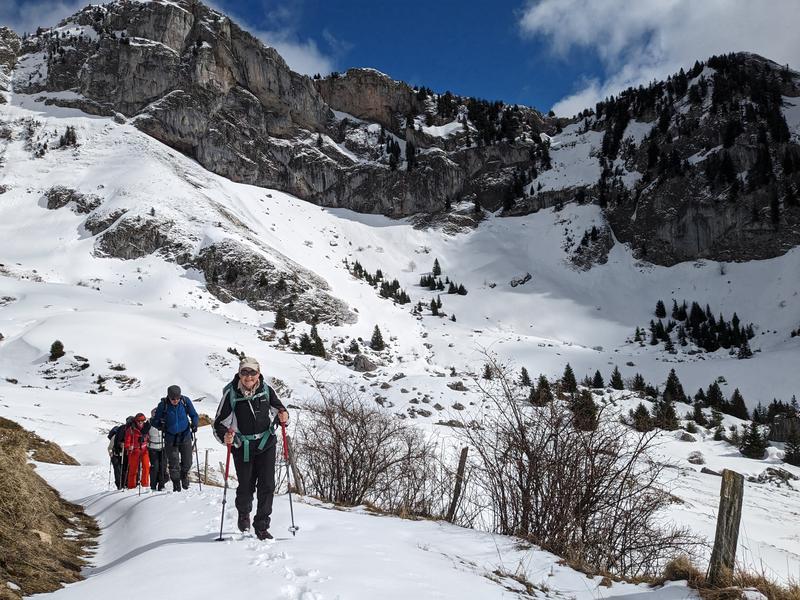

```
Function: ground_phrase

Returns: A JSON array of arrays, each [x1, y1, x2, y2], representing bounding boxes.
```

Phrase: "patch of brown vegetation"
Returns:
[[659, 556, 800, 600], [197, 413, 214, 427], [0, 418, 98, 599], [0, 417, 78, 465]]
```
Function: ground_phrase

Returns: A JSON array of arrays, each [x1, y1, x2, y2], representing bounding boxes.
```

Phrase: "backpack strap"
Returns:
[[227, 384, 275, 462]]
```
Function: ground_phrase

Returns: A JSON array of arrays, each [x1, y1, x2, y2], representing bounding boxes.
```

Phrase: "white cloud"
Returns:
[[519, 0, 800, 117], [0, 0, 87, 35], [205, 0, 336, 76], [252, 29, 335, 76]]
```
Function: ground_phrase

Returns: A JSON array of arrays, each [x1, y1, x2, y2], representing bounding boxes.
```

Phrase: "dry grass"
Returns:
[[659, 556, 800, 600], [0, 418, 98, 599]]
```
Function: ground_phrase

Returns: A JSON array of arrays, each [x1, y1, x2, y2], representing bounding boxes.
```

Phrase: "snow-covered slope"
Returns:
[[1, 83, 800, 593]]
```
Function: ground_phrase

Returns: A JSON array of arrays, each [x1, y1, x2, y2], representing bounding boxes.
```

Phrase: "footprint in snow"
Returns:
[[280, 584, 323, 600]]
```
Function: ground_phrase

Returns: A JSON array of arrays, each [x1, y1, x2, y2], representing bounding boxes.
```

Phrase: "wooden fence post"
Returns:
[[707, 469, 744, 586], [446, 447, 469, 523]]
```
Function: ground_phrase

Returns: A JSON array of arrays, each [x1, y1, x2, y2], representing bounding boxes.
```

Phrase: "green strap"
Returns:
[[225, 384, 275, 462], [235, 426, 275, 462]]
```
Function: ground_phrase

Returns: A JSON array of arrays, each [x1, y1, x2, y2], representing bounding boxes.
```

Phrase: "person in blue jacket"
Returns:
[[153, 385, 199, 492]]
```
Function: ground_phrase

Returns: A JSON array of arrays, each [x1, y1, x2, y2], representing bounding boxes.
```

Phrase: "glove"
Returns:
[[191, 424, 197, 433]]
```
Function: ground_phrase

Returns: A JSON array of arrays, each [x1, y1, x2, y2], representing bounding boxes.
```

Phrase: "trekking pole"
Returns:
[[281, 422, 298, 536], [216, 433, 233, 542], [107, 458, 112, 490], [121, 448, 129, 491], [137, 450, 142, 496], [192, 431, 202, 491]]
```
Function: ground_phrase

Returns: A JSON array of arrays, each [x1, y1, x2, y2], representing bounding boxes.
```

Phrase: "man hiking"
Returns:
[[213, 357, 288, 540], [148, 407, 167, 491], [153, 385, 199, 492], [107, 416, 133, 489]]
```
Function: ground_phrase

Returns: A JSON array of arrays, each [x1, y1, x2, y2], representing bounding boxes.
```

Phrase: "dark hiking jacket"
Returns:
[[213, 375, 286, 458]]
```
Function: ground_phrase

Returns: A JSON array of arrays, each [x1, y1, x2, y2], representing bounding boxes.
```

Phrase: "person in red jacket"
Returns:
[[124, 413, 150, 489]]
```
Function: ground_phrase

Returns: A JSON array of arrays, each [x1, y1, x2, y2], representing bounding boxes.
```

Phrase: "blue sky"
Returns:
[[2, 0, 799, 116], [208, 0, 606, 113]]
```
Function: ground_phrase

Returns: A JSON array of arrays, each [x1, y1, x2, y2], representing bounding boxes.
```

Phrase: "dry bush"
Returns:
[[458, 355, 701, 579], [660, 556, 800, 600], [0, 419, 97, 598], [294, 377, 454, 517]]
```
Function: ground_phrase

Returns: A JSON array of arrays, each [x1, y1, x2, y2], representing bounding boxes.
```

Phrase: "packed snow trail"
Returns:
[[0, 387, 701, 600]]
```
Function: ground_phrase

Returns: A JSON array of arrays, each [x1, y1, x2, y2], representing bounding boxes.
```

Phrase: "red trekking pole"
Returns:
[[281, 422, 299, 536], [215, 434, 233, 542]]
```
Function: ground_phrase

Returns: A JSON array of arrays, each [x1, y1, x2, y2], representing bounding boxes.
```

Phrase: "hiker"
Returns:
[[148, 407, 167, 491], [213, 356, 288, 540], [107, 416, 132, 489], [124, 413, 150, 489], [153, 385, 199, 492]]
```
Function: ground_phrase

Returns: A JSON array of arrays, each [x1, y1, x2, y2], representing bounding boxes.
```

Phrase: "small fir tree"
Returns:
[[655, 299, 667, 318], [370, 325, 385, 351], [629, 403, 653, 432], [561, 363, 577, 395], [274, 306, 287, 330], [432, 258, 441, 276], [730, 388, 749, 420], [609, 366, 624, 390], [531, 375, 553, 405], [483, 363, 493, 380], [520, 367, 531, 387], [49, 340, 65, 361], [739, 421, 768, 459], [592, 370, 604, 388], [571, 390, 598, 431], [784, 427, 800, 466]]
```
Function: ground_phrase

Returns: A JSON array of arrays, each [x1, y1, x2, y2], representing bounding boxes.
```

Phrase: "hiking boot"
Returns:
[[254, 526, 272, 541], [181, 475, 190, 490], [172, 480, 181, 492], [237, 513, 251, 532]]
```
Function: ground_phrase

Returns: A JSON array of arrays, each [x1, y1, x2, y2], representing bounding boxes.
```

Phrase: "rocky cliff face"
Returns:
[[10, 1, 549, 219], [7, 2, 800, 266], [0, 27, 21, 99]]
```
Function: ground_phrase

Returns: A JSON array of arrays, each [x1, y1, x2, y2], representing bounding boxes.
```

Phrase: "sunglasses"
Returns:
[[136, 418, 146, 423], [239, 368, 259, 377]]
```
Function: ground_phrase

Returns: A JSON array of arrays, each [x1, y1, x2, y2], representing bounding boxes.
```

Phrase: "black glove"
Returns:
[[191, 424, 197, 433]]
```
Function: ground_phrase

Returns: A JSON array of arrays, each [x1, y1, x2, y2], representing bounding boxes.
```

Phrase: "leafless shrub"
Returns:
[[294, 375, 455, 518], [458, 354, 701, 579]]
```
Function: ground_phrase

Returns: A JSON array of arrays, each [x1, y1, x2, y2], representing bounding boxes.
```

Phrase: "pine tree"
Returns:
[[739, 421, 768, 459], [430, 299, 439, 316], [706, 382, 725, 409], [737, 338, 753, 359], [655, 299, 667, 318], [730, 388, 749, 420], [663, 369, 687, 404], [609, 366, 624, 390], [592, 370, 604, 388], [531, 375, 553, 405], [629, 403, 653, 432], [309, 325, 326, 358], [274, 306, 287, 330], [653, 394, 679, 430], [571, 390, 598, 431], [784, 426, 800, 466], [692, 399, 708, 427], [561, 363, 577, 395], [432, 258, 441, 276], [631, 373, 646, 393], [370, 325, 385, 351], [520, 367, 531, 387], [49, 340, 65, 361], [483, 363, 493, 380]]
